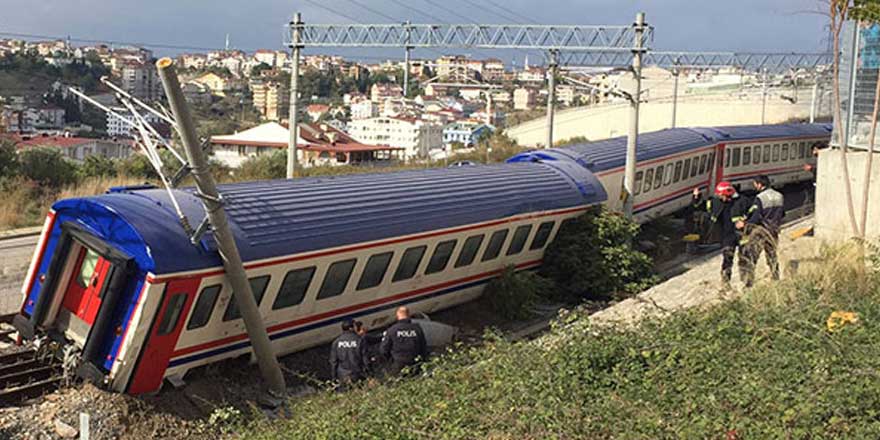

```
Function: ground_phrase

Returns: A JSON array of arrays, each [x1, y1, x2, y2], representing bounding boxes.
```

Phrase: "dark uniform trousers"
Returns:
[[744, 225, 780, 281]]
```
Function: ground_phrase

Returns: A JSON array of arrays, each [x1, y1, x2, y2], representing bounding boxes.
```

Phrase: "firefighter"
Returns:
[[692, 182, 753, 287], [380, 306, 428, 376], [329, 319, 368, 390], [745, 175, 784, 281]]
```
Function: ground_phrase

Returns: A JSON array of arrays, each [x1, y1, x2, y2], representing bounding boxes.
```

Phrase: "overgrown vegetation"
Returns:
[[241, 242, 880, 439], [543, 207, 658, 301], [481, 267, 556, 320]]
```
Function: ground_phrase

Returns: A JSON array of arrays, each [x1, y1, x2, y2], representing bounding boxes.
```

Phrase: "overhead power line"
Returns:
[[0, 30, 246, 52], [483, 0, 539, 25]]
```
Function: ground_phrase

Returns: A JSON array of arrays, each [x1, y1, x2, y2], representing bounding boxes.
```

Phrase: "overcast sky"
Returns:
[[0, 0, 830, 62]]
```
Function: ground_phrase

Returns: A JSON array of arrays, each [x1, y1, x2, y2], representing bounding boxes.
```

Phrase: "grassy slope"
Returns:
[[241, 244, 880, 439]]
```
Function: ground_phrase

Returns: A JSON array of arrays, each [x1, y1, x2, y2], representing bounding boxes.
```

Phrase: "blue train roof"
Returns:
[[52, 161, 606, 275], [507, 123, 832, 173]]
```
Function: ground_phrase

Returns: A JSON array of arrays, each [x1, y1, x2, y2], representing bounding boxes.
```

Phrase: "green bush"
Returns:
[[77, 155, 117, 179], [0, 140, 19, 180], [543, 206, 657, 301], [481, 266, 556, 320], [18, 148, 78, 188]]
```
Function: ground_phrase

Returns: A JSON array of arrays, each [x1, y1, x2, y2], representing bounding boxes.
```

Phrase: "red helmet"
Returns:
[[715, 181, 735, 197]]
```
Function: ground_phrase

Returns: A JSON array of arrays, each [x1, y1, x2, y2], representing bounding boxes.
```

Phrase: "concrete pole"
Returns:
[[671, 64, 679, 128], [545, 49, 558, 149], [623, 12, 645, 220], [156, 58, 287, 400], [810, 79, 818, 123], [287, 12, 303, 179], [403, 21, 411, 98], [761, 68, 768, 125]]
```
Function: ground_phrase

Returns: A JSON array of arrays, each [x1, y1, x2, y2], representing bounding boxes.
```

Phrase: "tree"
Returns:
[[0, 139, 19, 179], [78, 155, 117, 179], [18, 148, 77, 188], [251, 62, 272, 76]]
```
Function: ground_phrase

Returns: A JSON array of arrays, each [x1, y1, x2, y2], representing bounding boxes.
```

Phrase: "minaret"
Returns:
[[524, 54, 529, 70], [225, 34, 230, 51]]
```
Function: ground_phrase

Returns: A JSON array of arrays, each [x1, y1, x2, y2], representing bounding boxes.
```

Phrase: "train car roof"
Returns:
[[51, 161, 606, 275], [507, 123, 832, 173]]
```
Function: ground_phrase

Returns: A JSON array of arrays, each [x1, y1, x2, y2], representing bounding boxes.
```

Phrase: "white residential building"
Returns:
[[350, 100, 378, 120], [106, 108, 167, 138], [120, 62, 162, 101], [514, 88, 536, 110], [347, 117, 442, 160]]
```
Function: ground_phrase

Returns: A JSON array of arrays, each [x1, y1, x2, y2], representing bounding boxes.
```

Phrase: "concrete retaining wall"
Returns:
[[815, 149, 880, 241]]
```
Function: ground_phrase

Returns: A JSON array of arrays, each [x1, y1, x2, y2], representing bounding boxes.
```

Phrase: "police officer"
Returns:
[[329, 319, 368, 390], [745, 175, 784, 281], [692, 182, 753, 287], [380, 306, 428, 376]]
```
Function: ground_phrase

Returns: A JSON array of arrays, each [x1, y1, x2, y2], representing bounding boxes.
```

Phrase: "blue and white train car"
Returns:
[[509, 123, 832, 222], [13, 161, 605, 394]]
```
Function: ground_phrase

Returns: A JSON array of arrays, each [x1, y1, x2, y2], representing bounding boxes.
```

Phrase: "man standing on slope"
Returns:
[[744, 175, 784, 282], [330, 319, 368, 390], [380, 306, 428, 376], [692, 182, 753, 287]]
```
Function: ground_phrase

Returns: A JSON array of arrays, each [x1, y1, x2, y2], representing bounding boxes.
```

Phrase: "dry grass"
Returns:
[[0, 176, 149, 231]]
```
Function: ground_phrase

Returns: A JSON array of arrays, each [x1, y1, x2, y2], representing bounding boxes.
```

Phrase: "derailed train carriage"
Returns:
[[12, 122, 830, 394]]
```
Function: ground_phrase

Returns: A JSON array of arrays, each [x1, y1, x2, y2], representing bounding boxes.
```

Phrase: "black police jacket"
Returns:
[[329, 330, 367, 380], [380, 319, 428, 365]]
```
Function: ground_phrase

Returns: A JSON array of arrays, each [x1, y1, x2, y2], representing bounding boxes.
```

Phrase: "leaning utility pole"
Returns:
[[287, 12, 303, 179], [545, 49, 559, 149], [623, 12, 646, 220], [403, 21, 412, 97], [156, 58, 287, 401], [671, 61, 680, 128]]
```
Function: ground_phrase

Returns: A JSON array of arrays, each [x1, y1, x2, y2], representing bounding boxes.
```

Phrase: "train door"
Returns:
[[127, 277, 199, 394], [56, 245, 113, 346]]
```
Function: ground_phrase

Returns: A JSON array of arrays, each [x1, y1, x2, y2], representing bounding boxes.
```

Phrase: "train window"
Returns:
[[782, 144, 789, 161], [272, 267, 316, 310], [393, 246, 427, 282], [77, 249, 100, 288], [157, 293, 188, 336], [754, 147, 762, 164], [698, 154, 707, 175], [763, 145, 771, 162], [673, 161, 683, 183], [743, 147, 751, 165], [653, 165, 663, 189], [772, 144, 780, 161], [732, 148, 741, 167], [507, 225, 533, 255], [708, 152, 716, 173], [530, 221, 555, 250], [663, 163, 673, 186], [426, 240, 457, 274], [317, 259, 357, 299], [634, 171, 643, 195], [187, 285, 221, 330], [482, 230, 509, 261], [455, 235, 485, 268], [683, 158, 692, 179], [799, 142, 807, 158], [725, 148, 731, 168], [356, 252, 393, 290], [224, 275, 271, 321], [690, 156, 699, 177], [643, 169, 654, 193]]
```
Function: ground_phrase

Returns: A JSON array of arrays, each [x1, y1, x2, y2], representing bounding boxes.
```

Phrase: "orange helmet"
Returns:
[[715, 181, 735, 197]]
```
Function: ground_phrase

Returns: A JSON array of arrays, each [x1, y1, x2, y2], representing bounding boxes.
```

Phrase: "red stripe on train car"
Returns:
[[170, 259, 543, 359]]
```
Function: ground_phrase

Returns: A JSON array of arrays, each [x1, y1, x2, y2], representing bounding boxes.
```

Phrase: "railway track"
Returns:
[[0, 350, 63, 405]]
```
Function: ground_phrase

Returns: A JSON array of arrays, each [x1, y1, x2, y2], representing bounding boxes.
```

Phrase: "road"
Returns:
[[0, 234, 39, 316]]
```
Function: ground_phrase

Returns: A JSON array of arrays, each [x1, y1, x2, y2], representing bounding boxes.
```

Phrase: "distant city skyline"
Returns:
[[0, 0, 829, 64]]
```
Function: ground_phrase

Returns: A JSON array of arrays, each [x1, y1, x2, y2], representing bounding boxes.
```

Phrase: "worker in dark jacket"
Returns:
[[380, 306, 428, 376], [745, 175, 784, 281], [692, 182, 753, 287], [329, 319, 368, 390], [354, 320, 381, 376]]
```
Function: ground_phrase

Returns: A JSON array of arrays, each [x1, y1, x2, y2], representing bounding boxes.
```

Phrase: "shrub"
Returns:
[[77, 155, 117, 179], [0, 139, 19, 179], [542, 206, 657, 300], [481, 266, 557, 320], [18, 148, 78, 188]]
